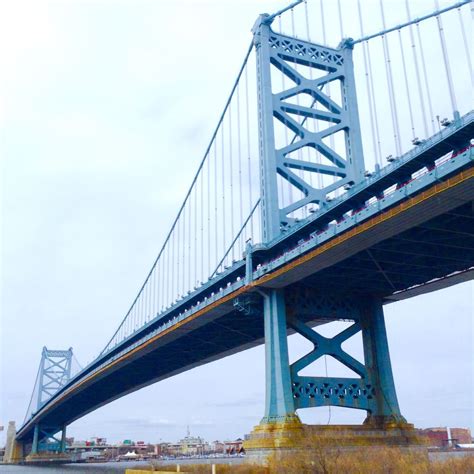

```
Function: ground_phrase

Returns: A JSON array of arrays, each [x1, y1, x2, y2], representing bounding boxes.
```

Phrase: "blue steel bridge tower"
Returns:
[[252, 11, 406, 430]]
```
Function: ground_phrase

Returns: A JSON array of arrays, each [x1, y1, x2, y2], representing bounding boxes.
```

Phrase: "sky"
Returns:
[[0, 0, 472, 445]]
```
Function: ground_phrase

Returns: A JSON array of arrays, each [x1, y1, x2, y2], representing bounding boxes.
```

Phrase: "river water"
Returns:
[[0, 462, 146, 473], [0, 458, 243, 473]]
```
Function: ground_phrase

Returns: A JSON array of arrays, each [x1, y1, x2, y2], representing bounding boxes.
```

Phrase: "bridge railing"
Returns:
[[95, 0, 473, 366]]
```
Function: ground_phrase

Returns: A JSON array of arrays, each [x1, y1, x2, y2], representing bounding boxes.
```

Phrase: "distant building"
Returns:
[[209, 440, 226, 453], [91, 437, 107, 446], [422, 427, 472, 447], [170, 427, 208, 456], [223, 438, 244, 455]]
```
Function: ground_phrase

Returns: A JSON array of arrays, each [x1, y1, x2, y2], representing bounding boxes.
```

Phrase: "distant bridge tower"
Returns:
[[36, 347, 73, 410], [29, 347, 73, 459], [251, 10, 406, 433]]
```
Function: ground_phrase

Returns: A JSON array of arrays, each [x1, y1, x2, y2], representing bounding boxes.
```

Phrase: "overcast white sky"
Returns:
[[0, 0, 472, 445]]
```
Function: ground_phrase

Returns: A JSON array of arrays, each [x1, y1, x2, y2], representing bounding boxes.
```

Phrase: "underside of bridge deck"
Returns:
[[17, 170, 474, 444], [294, 201, 474, 298]]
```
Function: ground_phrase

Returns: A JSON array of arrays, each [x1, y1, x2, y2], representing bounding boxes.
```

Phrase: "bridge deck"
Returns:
[[17, 147, 474, 441]]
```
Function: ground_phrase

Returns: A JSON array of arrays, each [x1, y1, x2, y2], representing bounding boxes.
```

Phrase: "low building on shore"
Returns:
[[422, 427, 472, 447]]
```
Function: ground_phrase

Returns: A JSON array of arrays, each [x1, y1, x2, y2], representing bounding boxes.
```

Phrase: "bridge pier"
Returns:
[[25, 424, 71, 463], [360, 298, 406, 427], [244, 290, 422, 456], [3, 421, 24, 463], [261, 288, 299, 425]]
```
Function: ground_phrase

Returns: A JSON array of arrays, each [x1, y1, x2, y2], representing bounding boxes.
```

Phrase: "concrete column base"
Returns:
[[3, 421, 24, 463], [244, 422, 427, 460], [25, 452, 72, 464]]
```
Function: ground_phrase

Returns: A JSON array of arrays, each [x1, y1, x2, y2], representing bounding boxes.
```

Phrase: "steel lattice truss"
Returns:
[[37, 348, 73, 410], [255, 21, 365, 233]]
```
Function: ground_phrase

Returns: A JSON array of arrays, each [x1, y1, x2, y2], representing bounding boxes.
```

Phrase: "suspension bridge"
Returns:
[[5, 0, 473, 462]]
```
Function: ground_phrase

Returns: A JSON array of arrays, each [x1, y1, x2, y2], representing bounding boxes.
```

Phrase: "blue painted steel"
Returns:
[[289, 298, 405, 424], [16, 0, 474, 437], [253, 16, 365, 231], [79, 117, 471, 375], [18, 138, 471, 440], [261, 289, 297, 423], [361, 299, 404, 424], [31, 348, 73, 455], [31, 425, 39, 454], [254, 145, 473, 279], [18, 141, 471, 439], [31, 425, 66, 454], [253, 8, 368, 425], [37, 347, 73, 411]]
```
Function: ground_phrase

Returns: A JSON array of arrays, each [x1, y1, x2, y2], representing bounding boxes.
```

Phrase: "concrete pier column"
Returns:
[[4, 421, 24, 463]]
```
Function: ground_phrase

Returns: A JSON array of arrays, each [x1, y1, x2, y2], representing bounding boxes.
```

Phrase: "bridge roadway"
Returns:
[[17, 112, 474, 443]]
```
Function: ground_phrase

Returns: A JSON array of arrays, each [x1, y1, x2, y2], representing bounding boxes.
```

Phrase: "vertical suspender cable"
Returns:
[[170, 237, 173, 306], [291, 6, 305, 218], [194, 184, 197, 287], [398, 28, 416, 140], [144, 287, 147, 326], [200, 168, 204, 284], [181, 217, 184, 297], [172, 230, 176, 304], [337, 0, 344, 38], [228, 104, 235, 262], [173, 225, 176, 303], [337, 0, 345, 188], [457, 7, 472, 85], [102, 44, 256, 352], [182, 214, 185, 297], [177, 212, 180, 298], [366, 40, 382, 165], [221, 124, 226, 270], [237, 84, 244, 254], [279, 15, 290, 208], [188, 196, 191, 292], [379, 0, 402, 156], [434, 0, 458, 117], [320, 0, 336, 190], [169, 236, 172, 306], [304, 0, 315, 191], [358, 0, 381, 166], [207, 150, 211, 280], [141, 290, 144, 327], [158, 253, 163, 313], [245, 65, 254, 239], [415, 21, 436, 134], [214, 141, 218, 273], [303, 3, 322, 189], [405, 0, 429, 139], [156, 260, 159, 314], [135, 294, 139, 330], [150, 271, 153, 321], [165, 244, 169, 309], [304, 0, 311, 42], [150, 265, 154, 321]]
